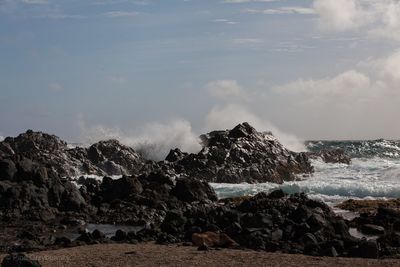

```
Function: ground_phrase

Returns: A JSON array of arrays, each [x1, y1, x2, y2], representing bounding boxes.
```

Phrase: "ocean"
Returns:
[[211, 139, 400, 206]]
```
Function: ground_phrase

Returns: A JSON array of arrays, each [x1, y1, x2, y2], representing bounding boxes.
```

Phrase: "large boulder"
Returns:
[[171, 178, 217, 203], [100, 176, 143, 202]]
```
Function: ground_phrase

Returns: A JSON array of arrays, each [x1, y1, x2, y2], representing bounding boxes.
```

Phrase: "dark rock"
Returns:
[[0, 159, 17, 181], [165, 149, 188, 163], [113, 230, 128, 241], [171, 178, 217, 203], [54, 237, 72, 246], [1, 253, 41, 267], [358, 240, 380, 259], [100, 176, 143, 202], [171, 122, 313, 184], [92, 229, 106, 240], [77, 232, 93, 243], [271, 229, 283, 241], [197, 244, 209, 251], [267, 189, 287, 199], [321, 246, 338, 257], [307, 149, 351, 165], [360, 224, 385, 235], [161, 210, 187, 235], [0, 130, 145, 178]]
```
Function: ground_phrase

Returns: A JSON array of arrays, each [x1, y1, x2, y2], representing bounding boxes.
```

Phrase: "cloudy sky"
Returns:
[[1, 0, 400, 151]]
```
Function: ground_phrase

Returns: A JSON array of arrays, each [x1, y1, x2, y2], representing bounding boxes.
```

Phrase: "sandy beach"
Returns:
[[2, 243, 399, 267]]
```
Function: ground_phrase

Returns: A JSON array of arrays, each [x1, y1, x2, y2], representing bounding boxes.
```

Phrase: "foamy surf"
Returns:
[[211, 143, 400, 206]]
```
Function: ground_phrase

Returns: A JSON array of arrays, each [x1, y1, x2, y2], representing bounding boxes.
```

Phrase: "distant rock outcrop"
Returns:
[[0, 130, 145, 177], [306, 149, 351, 165], [165, 123, 314, 184]]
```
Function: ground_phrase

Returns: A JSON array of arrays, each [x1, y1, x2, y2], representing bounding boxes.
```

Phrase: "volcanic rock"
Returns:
[[168, 123, 313, 184], [307, 149, 351, 165], [1, 253, 41, 267], [0, 130, 145, 178]]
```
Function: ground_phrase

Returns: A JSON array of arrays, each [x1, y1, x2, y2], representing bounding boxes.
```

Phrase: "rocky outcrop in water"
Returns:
[[0, 130, 145, 177], [306, 149, 351, 165], [165, 123, 313, 183]]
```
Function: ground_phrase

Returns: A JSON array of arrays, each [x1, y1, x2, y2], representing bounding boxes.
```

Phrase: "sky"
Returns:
[[1, 0, 400, 154]]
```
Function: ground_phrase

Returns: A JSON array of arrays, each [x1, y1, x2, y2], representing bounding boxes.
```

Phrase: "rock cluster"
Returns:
[[345, 206, 400, 258], [306, 149, 351, 165], [0, 130, 145, 177], [165, 123, 313, 183], [4, 123, 390, 260], [157, 190, 377, 258]]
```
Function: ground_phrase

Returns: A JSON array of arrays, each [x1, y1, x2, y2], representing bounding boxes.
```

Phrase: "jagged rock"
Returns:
[[0, 130, 145, 178], [168, 123, 313, 184], [307, 149, 351, 165], [171, 178, 217, 203], [165, 149, 188, 163]]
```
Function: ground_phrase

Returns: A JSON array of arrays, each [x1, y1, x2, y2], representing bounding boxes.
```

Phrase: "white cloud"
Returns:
[[233, 38, 263, 44], [21, 0, 48, 4], [313, 0, 400, 41], [212, 18, 238, 25], [102, 11, 138, 18], [245, 6, 315, 15], [274, 70, 372, 100], [266, 50, 400, 139]]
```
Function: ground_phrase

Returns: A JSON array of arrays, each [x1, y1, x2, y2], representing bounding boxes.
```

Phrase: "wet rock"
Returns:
[[165, 149, 188, 163], [307, 149, 351, 165], [360, 224, 385, 235], [92, 229, 106, 240], [0, 130, 145, 178], [112, 230, 128, 241], [169, 122, 313, 184], [171, 178, 217, 203]]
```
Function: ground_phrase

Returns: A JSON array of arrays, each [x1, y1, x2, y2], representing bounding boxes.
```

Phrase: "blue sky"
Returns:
[[1, 0, 400, 149]]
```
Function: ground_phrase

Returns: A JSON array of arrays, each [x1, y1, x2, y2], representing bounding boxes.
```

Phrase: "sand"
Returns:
[[1, 243, 400, 267]]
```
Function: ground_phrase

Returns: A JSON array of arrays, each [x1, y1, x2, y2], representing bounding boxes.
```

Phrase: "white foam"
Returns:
[[211, 157, 400, 205], [71, 174, 123, 182]]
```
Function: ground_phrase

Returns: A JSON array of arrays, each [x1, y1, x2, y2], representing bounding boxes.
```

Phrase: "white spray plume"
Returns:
[[78, 117, 201, 161], [205, 104, 307, 152]]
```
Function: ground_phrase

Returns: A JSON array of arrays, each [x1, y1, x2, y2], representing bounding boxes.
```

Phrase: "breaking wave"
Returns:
[[212, 140, 400, 205]]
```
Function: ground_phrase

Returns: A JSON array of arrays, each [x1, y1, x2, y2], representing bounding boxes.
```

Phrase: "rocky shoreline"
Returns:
[[1, 123, 398, 266]]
